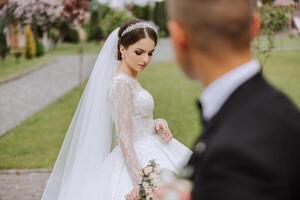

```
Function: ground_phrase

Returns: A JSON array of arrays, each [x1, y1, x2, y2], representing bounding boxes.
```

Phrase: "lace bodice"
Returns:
[[109, 73, 157, 185]]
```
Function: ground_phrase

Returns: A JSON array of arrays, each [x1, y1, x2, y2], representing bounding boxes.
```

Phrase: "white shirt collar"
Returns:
[[200, 59, 261, 121]]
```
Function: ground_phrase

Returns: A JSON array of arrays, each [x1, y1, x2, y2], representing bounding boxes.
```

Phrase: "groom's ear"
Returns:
[[250, 11, 260, 40], [168, 20, 188, 52]]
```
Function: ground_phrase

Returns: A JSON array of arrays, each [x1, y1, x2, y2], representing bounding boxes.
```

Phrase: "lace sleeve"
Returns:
[[110, 78, 142, 185]]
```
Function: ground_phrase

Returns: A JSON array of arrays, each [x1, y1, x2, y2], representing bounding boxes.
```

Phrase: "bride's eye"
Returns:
[[135, 51, 142, 55], [148, 53, 153, 56]]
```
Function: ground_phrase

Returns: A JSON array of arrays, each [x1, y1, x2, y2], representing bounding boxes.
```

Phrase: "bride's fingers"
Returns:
[[155, 122, 166, 133], [155, 122, 160, 131], [166, 130, 173, 142], [164, 131, 171, 142], [161, 123, 167, 133]]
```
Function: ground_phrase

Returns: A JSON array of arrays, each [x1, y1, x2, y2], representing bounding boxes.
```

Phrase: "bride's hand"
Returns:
[[125, 185, 140, 200], [155, 119, 173, 143], [155, 180, 192, 200]]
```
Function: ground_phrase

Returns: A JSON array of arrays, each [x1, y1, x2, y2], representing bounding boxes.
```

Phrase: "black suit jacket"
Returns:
[[187, 72, 300, 200]]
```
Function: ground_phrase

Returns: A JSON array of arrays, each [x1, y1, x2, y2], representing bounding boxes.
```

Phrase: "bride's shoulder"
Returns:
[[112, 73, 132, 84], [111, 73, 139, 88], [110, 73, 136, 93]]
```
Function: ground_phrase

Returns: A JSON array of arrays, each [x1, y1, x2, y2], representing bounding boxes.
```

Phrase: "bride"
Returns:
[[41, 19, 192, 200]]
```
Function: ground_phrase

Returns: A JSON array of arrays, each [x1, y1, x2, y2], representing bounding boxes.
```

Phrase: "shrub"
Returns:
[[63, 27, 79, 43], [24, 25, 36, 59], [87, 9, 104, 41], [153, 2, 168, 37], [260, 6, 289, 34], [88, 25, 103, 41], [132, 5, 152, 21], [36, 40, 45, 57], [100, 10, 133, 37], [0, 31, 9, 61], [49, 28, 60, 48], [254, 5, 291, 64], [56, 21, 79, 43]]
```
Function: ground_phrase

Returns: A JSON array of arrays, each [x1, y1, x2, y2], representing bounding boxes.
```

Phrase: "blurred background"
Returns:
[[0, 0, 299, 199]]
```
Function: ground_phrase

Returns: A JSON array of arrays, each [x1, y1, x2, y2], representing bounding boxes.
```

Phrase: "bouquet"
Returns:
[[139, 160, 161, 200]]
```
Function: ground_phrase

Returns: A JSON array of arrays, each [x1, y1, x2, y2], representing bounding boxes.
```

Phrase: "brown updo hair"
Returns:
[[117, 19, 158, 61]]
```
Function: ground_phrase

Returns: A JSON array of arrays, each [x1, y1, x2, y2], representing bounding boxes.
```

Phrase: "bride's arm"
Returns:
[[112, 79, 142, 185]]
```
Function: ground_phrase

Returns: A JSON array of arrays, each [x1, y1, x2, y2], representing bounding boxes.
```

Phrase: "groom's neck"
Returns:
[[191, 49, 253, 87]]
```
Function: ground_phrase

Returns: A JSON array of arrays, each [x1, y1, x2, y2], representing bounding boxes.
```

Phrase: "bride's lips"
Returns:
[[139, 64, 146, 69]]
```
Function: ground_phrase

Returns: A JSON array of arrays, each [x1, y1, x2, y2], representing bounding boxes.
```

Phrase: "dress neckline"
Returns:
[[115, 72, 140, 85]]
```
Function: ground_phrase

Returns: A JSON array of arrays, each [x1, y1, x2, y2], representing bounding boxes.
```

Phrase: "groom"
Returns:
[[164, 0, 300, 199], [127, 0, 300, 199]]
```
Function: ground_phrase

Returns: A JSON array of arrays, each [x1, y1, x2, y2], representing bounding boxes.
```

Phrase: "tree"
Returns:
[[0, 1, 17, 60], [132, 4, 152, 21], [254, 3, 292, 63], [100, 10, 133, 37], [62, 0, 89, 26], [87, 0, 109, 41], [153, 1, 168, 37]]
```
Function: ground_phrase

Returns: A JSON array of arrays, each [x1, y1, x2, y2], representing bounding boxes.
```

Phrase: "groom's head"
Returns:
[[167, 0, 260, 81]]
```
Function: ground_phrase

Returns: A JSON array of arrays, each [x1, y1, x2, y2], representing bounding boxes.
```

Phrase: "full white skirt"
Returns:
[[62, 134, 192, 200]]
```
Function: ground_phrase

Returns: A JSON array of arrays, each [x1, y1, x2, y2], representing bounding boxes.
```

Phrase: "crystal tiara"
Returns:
[[121, 22, 157, 37]]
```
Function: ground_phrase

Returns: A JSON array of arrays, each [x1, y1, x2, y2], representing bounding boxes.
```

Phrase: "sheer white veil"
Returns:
[[41, 28, 120, 200]]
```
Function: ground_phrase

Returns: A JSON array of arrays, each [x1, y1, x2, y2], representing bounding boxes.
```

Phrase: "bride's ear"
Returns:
[[120, 45, 126, 55]]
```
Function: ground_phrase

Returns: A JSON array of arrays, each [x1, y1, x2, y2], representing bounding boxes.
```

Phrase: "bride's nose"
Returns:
[[142, 54, 151, 63]]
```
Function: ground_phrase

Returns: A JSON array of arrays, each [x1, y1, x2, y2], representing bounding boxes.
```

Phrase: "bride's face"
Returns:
[[121, 38, 156, 72]]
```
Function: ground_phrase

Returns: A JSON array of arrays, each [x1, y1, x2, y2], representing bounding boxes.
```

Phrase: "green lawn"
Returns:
[[0, 84, 85, 168], [0, 55, 52, 82], [263, 50, 300, 107], [46, 42, 101, 56], [0, 42, 100, 82], [253, 35, 300, 51], [140, 62, 201, 147], [0, 49, 299, 169], [272, 35, 300, 50]]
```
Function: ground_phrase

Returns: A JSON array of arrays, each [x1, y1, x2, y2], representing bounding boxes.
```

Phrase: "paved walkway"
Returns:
[[0, 169, 50, 200], [0, 39, 174, 200]]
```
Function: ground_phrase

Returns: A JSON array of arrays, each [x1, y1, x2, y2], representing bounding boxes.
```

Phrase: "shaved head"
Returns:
[[168, 0, 257, 54]]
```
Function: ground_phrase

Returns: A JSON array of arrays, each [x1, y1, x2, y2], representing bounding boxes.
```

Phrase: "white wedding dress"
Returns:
[[41, 28, 192, 200], [83, 73, 192, 199]]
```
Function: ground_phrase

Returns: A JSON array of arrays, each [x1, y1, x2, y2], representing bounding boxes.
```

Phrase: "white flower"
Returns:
[[143, 165, 154, 176], [146, 192, 158, 200]]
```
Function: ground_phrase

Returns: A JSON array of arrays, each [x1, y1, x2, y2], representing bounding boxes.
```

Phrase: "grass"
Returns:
[[46, 42, 101, 56], [140, 63, 201, 147], [0, 55, 52, 81], [272, 35, 300, 50], [0, 48, 299, 169], [0, 84, 85, 169], [0, 42, 100, 81], [263, 50, 300, 106]]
